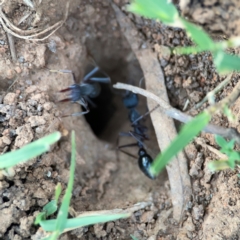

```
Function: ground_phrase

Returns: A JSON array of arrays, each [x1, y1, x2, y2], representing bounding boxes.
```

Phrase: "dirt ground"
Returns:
[[1, 0, 240, 239]]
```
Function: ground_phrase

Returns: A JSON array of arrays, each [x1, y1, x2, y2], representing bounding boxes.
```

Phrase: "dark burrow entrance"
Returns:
[[81, 41, 160, 160]]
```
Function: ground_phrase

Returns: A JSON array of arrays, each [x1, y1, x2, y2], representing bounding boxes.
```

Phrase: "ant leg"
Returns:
[[83, 66, 100, 81], [61, 98, 90, 117], [83, 65, 110, 84], [117, 142, 139, 159], [128, 131, 146, 148], [61, 109, 89, 118], [118, 131, 148, 146], [89, 77, 111, 83], [69, 109, 90, 117], [84, 96, 97, 108], [119, 132, 132, 137], [118, 142, 139, 149], [131, 105, 160, 125]]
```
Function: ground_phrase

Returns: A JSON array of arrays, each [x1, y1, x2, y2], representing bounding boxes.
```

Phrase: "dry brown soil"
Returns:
[[0, 0, 240, 239]]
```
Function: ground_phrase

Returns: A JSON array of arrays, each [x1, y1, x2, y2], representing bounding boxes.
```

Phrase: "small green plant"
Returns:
[[35, 131, 130, 240], [208, 135, 240, 171], [128, 0, 240, 74]]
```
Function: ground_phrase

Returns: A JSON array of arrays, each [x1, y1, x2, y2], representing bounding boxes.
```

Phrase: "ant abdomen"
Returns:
[[138, 148, 155, 179]]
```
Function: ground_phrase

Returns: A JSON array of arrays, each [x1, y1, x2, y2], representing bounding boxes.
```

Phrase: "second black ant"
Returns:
[[118, 91, 157, 180]]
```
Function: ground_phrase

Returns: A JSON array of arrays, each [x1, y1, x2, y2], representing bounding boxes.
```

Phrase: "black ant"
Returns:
[[118, 91, 157, 180], [58, 66, 111, 117]]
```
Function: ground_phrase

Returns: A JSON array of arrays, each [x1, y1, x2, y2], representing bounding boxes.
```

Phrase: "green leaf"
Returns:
[[223, 105, 235, 122], [228, 151, 240, 168], [180, 18, 214, 48], [215, 135, 228, 148], [35, 200, 58, 225], [225, 140, 235, 150], [40, 213, 130, 232], [0, 132, 61, 169], [127, 0, 179, 25], [150, 112, 211, 175], [214, 51, 240, 74], [35, 212, 46, 225], [208, 160, 230, 171], [43, 200, 58, 217]]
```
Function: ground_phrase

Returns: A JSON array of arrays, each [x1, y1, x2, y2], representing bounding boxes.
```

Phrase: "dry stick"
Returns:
[[112, 2, 191, 222], [194, 74, 233, 109], [0, 7, 42, 34], [0, 1, 69, 41], [6, 32, 17, 62], [114, 82, 240, 145]]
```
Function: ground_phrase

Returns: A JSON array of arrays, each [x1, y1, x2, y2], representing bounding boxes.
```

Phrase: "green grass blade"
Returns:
[[150, 112, 211, 175], [214, 51, 240, 74], [34, 200, 58, 225], [130, 234, 139, 240], [40, 213, 130, 232], [0, 132, 61, 169], [180, 19, 214, 48], [128, 0, 179, 25], [174, 46, 204, 55], [208, 160, 230, 171], [51, 131, 76, 239], [55, 183, 62, 203]]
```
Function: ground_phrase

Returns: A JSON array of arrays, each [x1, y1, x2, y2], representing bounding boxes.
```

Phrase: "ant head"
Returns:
[[123, 91, 138, 109], [59, 84, 82, 102]]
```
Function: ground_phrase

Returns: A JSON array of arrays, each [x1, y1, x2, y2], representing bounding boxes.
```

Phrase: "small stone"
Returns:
[[37, 104, 43, 112], [27, 99, 37, 106], [3, 93, 16, 105], [15, 124, 34, 148], [189, 91, 203, 103], [30, 93, 42, 102], [154, 44, 171, 61], [35, 126, 46, 134], [2, 136, 11, 145], [14, 66, 22, 74], [192, 205, 204, 220], [25, 86, 37, 94], [106, 222, 114, 233], [140, 211, 154, 223], [43, 102, 53, 111], [94, 224, 106, 238], [27, 116, 46, 127]]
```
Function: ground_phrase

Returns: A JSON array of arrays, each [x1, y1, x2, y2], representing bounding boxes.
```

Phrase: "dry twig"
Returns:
[[6, 32, 17, 62], [0, 1, 69, 41], [113, 82, 240, 145], [194, 74, 233, 109]]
